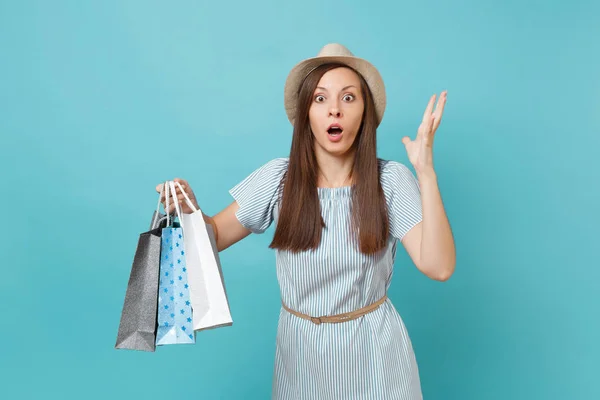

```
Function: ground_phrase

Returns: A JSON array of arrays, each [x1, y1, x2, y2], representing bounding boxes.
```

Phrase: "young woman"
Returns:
[[158, 43, 455, 399]]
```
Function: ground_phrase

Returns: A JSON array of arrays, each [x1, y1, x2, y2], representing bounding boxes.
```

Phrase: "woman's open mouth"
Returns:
[[327, 123, 343, 142]]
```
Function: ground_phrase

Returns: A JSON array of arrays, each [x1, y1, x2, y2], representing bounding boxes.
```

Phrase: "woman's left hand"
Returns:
[[402, 91, 447, 175]]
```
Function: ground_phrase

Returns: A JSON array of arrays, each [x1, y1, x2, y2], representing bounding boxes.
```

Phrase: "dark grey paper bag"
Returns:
[[114, 211, 167, 352]]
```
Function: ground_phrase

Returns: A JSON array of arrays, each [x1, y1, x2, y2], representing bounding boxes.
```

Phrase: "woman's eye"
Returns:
[[343, 94, 355, 102], [315, 95, 325, 102]]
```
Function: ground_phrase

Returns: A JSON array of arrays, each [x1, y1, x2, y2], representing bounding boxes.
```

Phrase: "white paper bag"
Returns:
[[170, 181, 233, 331]]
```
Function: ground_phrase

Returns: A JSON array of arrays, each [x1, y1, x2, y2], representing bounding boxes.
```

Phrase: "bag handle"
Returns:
[[174, 181, 198, 213], [151, 180, 195, 229], [174, 181, 219, 242], [165, 181, 172, 226], [151, 182, 166, 229], [168, 180, 185, 228]]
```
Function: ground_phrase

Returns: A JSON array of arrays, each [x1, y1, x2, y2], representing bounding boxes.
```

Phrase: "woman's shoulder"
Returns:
[[377, 157, 413, 176], [239, 157, 288, 184], [376, 158, 420, 198], [253, 157, 289, 178], [262, 157, 289, 169], [230, 157, 289, 200]]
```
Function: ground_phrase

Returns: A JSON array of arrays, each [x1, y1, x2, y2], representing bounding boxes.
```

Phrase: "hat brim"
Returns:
[[284, 55, 386, 126]]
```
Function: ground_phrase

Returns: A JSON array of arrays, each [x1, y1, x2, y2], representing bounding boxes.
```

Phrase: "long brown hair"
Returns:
[[269, 63, 390, 254]]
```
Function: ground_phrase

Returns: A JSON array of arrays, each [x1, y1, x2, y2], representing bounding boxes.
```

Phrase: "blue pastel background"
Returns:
[[1, 1, 598, 399]]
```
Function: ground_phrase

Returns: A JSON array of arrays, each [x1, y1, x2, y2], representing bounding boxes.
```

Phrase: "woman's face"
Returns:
[[308, 67, 364, 158]]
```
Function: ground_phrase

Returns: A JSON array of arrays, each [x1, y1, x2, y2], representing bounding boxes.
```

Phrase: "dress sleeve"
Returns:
[[380, 160, 423, 241], [228, 158, 289, 234]]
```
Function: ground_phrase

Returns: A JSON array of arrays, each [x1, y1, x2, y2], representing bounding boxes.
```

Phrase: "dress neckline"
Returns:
[[317, 185, 354, 199]]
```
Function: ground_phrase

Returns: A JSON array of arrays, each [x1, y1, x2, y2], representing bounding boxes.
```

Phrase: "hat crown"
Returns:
[[316, 43, 354, 58]]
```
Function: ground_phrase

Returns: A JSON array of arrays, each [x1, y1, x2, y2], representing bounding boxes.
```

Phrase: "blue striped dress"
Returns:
[[229, 157, 424, 400]]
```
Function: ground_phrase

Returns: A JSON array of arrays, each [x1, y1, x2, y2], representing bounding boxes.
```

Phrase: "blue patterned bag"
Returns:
[[155, 182, 195, 345]]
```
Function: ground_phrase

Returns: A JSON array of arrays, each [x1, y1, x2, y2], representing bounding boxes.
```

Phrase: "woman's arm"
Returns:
[[207, 201, 252, 252], [159, 180, 252, 253], [400, 91, 455, 281], [401, 170, 455, 281]]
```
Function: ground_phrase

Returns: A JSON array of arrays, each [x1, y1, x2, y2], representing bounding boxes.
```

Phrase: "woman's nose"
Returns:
[[329, 106, 341, 118]]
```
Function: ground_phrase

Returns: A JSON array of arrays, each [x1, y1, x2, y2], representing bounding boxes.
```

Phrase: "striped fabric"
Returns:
[[229, 158, 424, 400]]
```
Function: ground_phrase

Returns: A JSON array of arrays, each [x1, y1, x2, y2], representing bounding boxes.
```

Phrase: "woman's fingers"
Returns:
[[432, 91, 447, 132], [164, 197, 185, 214], [173, 178, 189, 193], [156, 179, 196, 214], [421, 94, 436, 123]]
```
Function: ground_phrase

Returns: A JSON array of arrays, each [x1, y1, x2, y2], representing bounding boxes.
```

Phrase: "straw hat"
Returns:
[[284, 43, 386, 126]]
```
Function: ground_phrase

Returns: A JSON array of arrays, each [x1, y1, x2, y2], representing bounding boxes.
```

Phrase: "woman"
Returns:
[[158, 43, 455, 399]]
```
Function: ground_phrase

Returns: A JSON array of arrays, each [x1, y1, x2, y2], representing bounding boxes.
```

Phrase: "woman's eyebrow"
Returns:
[[315, 85, 358, 92]]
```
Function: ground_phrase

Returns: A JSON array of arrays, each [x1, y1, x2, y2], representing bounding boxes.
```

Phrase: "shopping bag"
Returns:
[[115, 188, 168, 352], [174, 181, 233, 331], [155, 182, 195, 345]]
